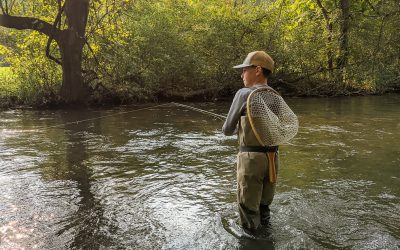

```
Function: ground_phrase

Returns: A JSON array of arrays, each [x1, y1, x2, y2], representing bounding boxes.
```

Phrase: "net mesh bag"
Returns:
[[247, 88, 298, 146]]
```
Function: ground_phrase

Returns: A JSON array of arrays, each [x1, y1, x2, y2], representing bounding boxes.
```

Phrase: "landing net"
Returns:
[[247, 88, 298, 146]]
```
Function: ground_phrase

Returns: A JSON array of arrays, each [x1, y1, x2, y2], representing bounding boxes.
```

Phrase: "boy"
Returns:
[[222, 51, 279, 231]]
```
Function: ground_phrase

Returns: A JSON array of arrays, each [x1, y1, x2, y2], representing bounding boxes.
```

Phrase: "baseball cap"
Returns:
[[233, 51, 274, 72]]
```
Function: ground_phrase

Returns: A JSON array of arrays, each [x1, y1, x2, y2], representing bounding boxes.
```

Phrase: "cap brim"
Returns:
[[233, 63, 252, 69]]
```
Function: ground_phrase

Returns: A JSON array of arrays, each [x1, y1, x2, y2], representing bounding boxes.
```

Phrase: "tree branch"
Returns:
[[280, 67, 332, 83], [9, 0, 16, 13], [0, 1, 6, 14], [0, 14, 57, 38], [315, 0, 330, 21], [364, 0, 376, 12], [45, 3, 65, 66]]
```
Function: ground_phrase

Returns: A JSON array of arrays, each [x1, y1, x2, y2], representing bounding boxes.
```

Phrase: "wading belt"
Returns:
[[239, 146, 279, 183], [239, 146, 278, 153]]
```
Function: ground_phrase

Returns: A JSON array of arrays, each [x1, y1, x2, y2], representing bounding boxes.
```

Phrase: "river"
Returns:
[[0, 95, 399, 249]]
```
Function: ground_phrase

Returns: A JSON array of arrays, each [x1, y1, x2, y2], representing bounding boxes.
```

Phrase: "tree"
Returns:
[[0, 0, 90, 105], [337, 0, 350, 84], [315, 0, 333, 76]]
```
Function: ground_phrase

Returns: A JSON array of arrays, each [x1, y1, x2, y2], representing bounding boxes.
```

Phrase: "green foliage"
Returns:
[[1, 0, 399, 107], [0, 66, 18, 106], [85, 0, 244, 102], [0, 0, 62, 107], [1, 30, 62, 107], [347, 0, 400, 92]]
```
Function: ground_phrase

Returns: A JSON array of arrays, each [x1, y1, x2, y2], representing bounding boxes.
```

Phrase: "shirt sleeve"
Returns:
[[222, 88, 250, 136]]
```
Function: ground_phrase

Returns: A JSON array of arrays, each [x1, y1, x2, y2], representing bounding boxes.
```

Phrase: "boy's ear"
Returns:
[[256, 66, 262, 76]]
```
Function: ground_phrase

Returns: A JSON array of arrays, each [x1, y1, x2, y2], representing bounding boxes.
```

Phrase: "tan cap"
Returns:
[[233, 51, 274, 72]]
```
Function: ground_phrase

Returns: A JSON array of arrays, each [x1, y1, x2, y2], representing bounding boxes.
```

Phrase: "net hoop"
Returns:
[[246, 88, 279, 146], [246, 87, 298, 146]]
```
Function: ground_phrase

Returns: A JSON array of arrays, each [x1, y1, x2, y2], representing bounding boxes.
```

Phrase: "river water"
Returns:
[[0, 95, 399, 249]]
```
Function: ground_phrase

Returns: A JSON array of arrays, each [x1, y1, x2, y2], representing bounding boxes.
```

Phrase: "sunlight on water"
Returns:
[[0, 95, 399, 249]]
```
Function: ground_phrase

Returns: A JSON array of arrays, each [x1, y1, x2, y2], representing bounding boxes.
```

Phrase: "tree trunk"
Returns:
[[59, 0, 90, 105], [59, 30, 88, 104], [315, 0, 334, 77], [327, 22, 333, 74], [337, 0, 350, 84]]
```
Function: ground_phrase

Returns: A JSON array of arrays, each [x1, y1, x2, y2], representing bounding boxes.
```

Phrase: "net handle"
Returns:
[[246, 87, 280, 147]]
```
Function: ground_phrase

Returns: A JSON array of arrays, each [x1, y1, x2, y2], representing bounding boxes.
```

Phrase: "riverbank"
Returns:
[[1, 66, 399, 109], [1, 90, 399, 111]]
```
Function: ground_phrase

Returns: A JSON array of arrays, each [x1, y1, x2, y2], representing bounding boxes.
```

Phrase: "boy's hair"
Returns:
[[262, 68, 271, 78]]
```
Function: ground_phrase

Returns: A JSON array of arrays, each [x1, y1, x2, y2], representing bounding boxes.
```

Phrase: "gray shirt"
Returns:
[[222, 84, 271, 136]]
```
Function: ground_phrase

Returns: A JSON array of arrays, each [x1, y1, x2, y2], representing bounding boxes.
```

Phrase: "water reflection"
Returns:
[[63, 120, 114, 248], [0, 95, 399, 249]]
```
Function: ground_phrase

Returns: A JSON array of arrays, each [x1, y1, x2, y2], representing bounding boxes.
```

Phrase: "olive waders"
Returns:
[[237, 116, 279, 230]]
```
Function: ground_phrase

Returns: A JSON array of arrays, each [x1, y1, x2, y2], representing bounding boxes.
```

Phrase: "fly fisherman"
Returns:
[[222, 51, 278, 231]]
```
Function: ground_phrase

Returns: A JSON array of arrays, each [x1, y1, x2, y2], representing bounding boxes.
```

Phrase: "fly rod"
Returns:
[[170, 102, 227, 121]]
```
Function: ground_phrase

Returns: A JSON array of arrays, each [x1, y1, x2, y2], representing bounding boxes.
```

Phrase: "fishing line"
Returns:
[[44, 103, 172, 129], [39, 102, 225, 129]]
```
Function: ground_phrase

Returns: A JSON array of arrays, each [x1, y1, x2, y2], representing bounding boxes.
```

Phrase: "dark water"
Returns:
[[1, 95, 399, 249]]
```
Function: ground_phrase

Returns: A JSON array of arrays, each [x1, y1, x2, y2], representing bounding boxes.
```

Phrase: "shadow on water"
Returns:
[[235, 227, 276, 250], [42, 113, 117, 249], [220, 213, 276, 249], [239, 238, 275, 250]]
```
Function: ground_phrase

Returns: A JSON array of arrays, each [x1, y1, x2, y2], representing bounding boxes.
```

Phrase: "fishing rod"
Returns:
[[170, 102, 227, 121]]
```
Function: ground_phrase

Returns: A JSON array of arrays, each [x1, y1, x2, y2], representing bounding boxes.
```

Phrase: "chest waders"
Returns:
[[236, 116, 278, 230], [236, 86, 300, 230]]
